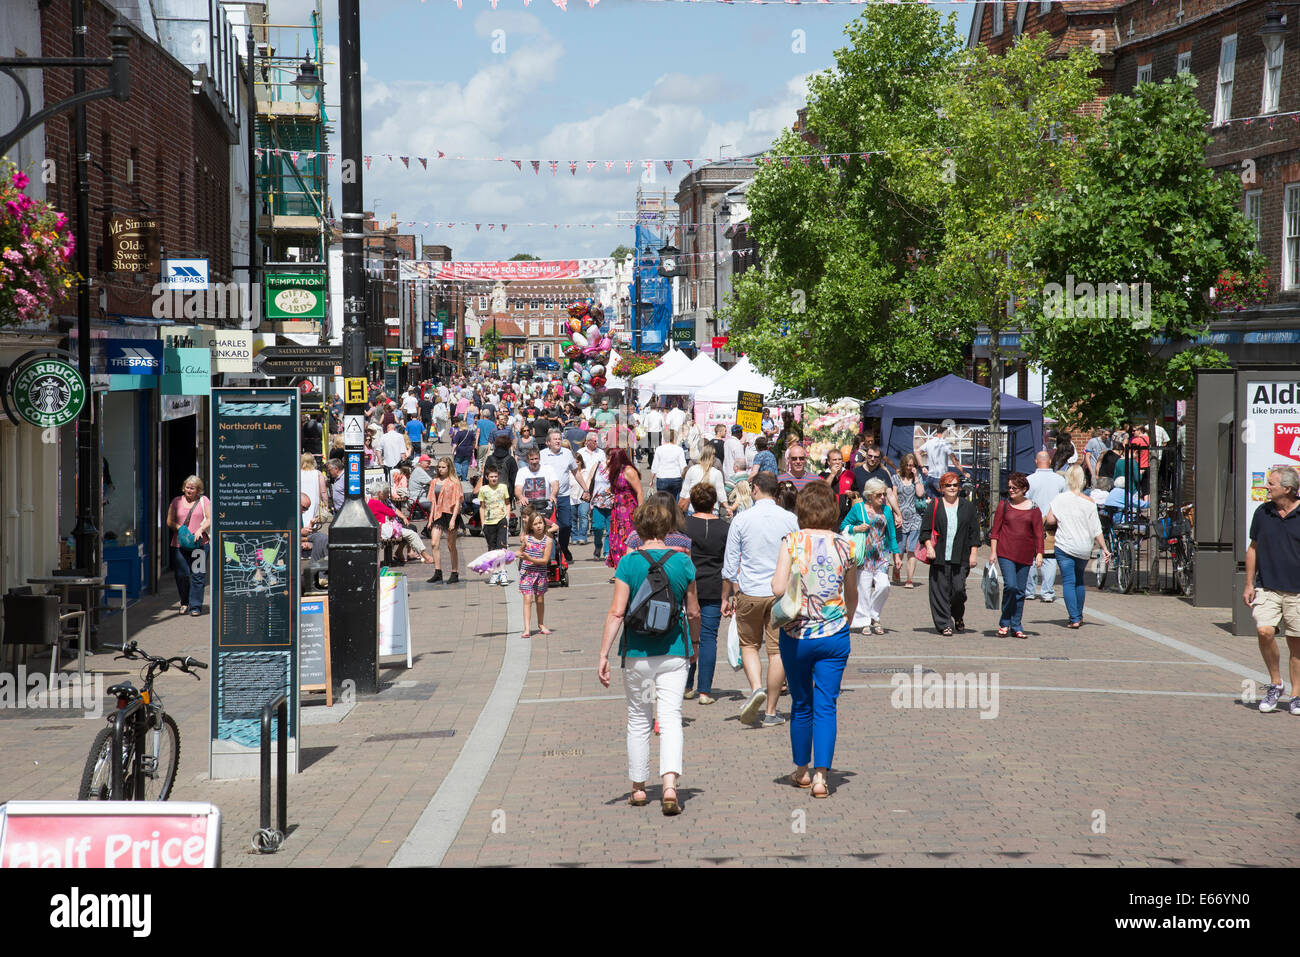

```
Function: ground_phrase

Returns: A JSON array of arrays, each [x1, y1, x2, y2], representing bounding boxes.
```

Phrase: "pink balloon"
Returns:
[[599, 336, 612, 350]]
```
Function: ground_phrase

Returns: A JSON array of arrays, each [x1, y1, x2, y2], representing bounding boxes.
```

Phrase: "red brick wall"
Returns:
[[41, 0, 232, 318]]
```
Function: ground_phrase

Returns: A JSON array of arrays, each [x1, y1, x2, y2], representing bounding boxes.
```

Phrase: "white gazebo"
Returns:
[[652, 352, 726, 397]]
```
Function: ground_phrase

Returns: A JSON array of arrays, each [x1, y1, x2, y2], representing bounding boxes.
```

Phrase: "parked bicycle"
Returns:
[[78, 640, 206, 801], [1095, 507, 1141, 594]]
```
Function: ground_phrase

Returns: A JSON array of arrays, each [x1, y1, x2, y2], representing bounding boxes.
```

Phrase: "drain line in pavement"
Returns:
[[389, 581, 529, 868]]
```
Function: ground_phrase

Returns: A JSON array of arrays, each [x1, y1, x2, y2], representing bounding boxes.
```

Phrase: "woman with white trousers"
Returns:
[[841, 478, 897, 635]]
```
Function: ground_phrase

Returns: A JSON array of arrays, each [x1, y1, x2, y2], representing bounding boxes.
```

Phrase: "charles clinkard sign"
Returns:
[[1, 350, 87, 428]]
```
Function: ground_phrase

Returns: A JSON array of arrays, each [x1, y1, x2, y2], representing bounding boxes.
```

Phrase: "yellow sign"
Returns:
[[736, 389, 764, 434], [344, 377, 367, 405]]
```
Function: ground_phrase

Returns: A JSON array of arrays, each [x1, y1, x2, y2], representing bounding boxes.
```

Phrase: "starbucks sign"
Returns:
[[5, 353, 86, 428]]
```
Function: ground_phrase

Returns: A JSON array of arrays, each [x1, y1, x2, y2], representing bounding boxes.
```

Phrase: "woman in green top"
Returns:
[[598, 496, 702, 816]]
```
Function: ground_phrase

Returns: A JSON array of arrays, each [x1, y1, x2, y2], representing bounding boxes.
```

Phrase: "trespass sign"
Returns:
[[3, 352, 87, 428], [264, 273, 326, 320]]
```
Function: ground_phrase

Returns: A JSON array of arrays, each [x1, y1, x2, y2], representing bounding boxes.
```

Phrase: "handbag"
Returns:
[[770, 534, 805, 628], [177, 499, 203, 549], [982, 561, 1002, 610], [725, 614, 743, 671], [846, 503, 870, 566], [915, 498, 939, 565]]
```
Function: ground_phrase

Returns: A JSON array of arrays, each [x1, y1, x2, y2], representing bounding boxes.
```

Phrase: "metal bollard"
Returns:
[[252, 693, 288, 853]]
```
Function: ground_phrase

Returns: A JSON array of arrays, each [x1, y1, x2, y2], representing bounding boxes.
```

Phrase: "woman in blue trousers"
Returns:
[[770, 480, 858, 799]]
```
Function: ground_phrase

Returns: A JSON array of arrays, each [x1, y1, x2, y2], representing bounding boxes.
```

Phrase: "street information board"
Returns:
[[209, 388, 300, 779], [1244, 378, 1300, 533], [736, 390, 764, 435]]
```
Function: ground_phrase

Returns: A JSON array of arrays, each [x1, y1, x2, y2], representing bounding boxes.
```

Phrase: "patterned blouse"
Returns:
[[782, 530, 856, 641]]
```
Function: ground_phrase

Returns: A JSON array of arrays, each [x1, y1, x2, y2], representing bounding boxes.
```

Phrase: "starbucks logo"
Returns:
[[10, 357, 86, 428]]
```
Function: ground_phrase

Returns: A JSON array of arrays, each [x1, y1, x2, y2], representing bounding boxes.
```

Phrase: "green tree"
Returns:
[[609, 244, 633, 262], [479, 328, 506, 368], [1019, 76, 1262, 583], [508, 253, 539, 261], [725, 4, 968, 398]]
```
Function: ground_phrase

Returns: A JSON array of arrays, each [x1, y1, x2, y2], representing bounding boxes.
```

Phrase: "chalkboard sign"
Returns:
[[299, 597, 333, 706]]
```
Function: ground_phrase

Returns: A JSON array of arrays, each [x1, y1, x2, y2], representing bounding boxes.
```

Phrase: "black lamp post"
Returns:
[[328, 0, 380, 695]]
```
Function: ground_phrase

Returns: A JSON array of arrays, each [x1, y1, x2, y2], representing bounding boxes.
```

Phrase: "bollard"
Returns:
[[252, 693, 288, 853]]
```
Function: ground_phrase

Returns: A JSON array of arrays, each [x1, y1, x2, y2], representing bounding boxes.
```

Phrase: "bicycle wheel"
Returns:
[[78, 725, 119, 800], [1093, 553, 1108, 591], [1175, 539, 1195, 598], [1116, 541, 1138, 594], [140, 713, 181, 801]]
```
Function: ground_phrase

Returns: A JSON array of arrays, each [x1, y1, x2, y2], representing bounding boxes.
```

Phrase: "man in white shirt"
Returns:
[[401, 390, 419, 418], [378, 422, 408, 473], [514, 447, 556, 514], [641, 405, 664, 464], [1026, 450, 1067, 602], [723, 424, 746, 480], [721, 471, 801, 727], [921, 426, 965, 498], [573, 431, 606, 547], [540, 428, 589, 563], [665, 402, 687, 438]]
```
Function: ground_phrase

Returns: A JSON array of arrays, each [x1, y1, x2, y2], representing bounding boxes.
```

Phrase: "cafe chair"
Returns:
[[2, 592, 87, 684]]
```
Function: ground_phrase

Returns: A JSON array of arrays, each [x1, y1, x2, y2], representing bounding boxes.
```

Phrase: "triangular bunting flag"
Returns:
[[549, 160, 558, 175], [820, 155, 831, 169], [437, 151, 445, 158], [569, 161, 577, 175], [554, 0, 567, 8], [255, 148, 263, 159], [475, 224, 481, 231], [512, 160, 522, 170], [289, 151, 300, 163], [801, 156, 810, 167], [400, 156, 409, 168], [860, 153, 870, 161], [385, 153, 392, 163], [489, 223, 496, 229], [665, 160, 674, 173], [644, 160, 654, 174], [530, 160, 540, 173], [328, 154, 335, 167], [605, 161, 614, 172], [364, 156, 372, 169], [841, 153, 849, 164], [685, 159, 694, 169], [781, 157, 791, 168], [419, 157, 427, 169], [587, 161, 596, 172], [501, 224, 507, 232], [626, 160, 634, 173]]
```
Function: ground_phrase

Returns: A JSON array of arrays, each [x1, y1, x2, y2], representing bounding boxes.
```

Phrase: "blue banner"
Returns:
[[628, 224, 673, 352], [105, 339, 163, 375]]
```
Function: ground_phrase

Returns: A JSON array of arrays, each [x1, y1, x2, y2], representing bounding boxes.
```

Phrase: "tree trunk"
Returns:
[[988, 347, 1002, 545]]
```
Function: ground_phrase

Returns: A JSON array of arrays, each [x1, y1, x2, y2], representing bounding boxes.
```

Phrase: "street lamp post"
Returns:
[[328, 0, 380, 695]]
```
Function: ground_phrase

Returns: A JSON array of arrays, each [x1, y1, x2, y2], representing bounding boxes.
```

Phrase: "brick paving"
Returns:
[[3, 473, 1298, 867]]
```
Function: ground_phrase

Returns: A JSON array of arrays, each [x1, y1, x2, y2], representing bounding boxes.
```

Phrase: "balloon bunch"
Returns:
[[560, 301, 612, 407]]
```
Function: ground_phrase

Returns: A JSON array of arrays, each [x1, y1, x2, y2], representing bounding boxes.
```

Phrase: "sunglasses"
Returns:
[[789, 456, 806, 462]]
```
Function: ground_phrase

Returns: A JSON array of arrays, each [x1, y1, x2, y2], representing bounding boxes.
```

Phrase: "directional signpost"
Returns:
[[209, 388, 300, 779], [256, 345, 343, 376]]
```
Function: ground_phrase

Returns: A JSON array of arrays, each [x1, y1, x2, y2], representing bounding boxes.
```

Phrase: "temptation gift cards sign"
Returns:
[[1244, 378, 1300, 532]]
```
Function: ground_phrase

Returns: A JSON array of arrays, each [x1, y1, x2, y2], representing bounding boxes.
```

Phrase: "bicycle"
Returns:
[[78, 640, 207, 801], [1164, 503, 1195, 598]]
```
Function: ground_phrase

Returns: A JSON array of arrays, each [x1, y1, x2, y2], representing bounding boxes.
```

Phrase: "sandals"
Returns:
[[790, 769, 812, 789], [537, 627, 553, 635], [997, 627, 1010, 637], [629, 783, 648, 807], [1066, 621, 1082, 629], [941, 627, 953, 636], [871, 623, 885, 635], [811, 771, 829, 799], [904, 581, 916, 589], [1014, 631, 1028, 640], [520, 632, 531, 640], [662, 787, 681, 816]]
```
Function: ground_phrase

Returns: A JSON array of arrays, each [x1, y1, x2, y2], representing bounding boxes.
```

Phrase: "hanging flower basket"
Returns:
[[1213, 268, 1269, 312], [0, 159, 75, 327], [612, 353, 661, 378]]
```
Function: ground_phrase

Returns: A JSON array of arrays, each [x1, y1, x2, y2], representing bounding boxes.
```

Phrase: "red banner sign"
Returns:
[[400, 258, 614, 282], [712, 336, 728, 349], [0, 802, 221, 868], [1275, 423, 1300, 462]]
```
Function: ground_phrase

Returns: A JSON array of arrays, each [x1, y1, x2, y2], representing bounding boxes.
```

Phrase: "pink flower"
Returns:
[[11, 171, 29, 190]]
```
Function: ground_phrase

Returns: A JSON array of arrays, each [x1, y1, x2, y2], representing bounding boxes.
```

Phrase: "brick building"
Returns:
[[471, 278, 596, 364]]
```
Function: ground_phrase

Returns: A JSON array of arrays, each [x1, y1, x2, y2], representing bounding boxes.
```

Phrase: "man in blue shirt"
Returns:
[[405, 415, 426, 456], [476, 412, 498, 465], [1246, 466, 1300, 714]]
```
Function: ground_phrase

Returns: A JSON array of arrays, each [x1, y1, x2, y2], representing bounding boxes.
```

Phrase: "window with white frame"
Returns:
[[1285, 184, 1300, 288], [1263, 40, 1284, 114], [1176, 51, 1191, 74], [1137, 63, 1153, 84], [1215, 34, 1236, 125], [993, 1, 1004, 36], [530, 320, 540, 336], [1246, 189, 1263, 248]]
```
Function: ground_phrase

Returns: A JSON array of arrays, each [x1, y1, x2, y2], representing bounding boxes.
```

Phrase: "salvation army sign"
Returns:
[[2, 349, 87, 428]]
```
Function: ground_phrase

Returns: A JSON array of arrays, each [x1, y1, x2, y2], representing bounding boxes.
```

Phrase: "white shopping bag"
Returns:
[[725, 614, 743, 671]]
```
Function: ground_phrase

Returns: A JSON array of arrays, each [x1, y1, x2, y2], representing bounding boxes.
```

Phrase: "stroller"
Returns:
[[530, 499, 569, 588]]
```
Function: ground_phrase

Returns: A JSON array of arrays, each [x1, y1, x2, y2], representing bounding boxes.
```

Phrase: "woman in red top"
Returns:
[[988, 471, 1044, 639]]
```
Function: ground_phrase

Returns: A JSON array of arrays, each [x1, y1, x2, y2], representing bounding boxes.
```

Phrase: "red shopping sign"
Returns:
[[0, 801, 221, 868], [712, 336, 728, 350], [1275, 424, 1300, 462]]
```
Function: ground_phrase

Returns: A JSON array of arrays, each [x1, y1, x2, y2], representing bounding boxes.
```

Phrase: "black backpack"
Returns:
[[620, 550, 688, 664]]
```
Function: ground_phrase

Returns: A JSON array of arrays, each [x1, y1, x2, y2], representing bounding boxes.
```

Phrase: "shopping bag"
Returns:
[[725, 613, 742, 672], [982, 561, 1002, 610]]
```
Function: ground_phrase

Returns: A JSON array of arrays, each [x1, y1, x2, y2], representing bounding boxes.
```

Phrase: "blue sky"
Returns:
[[271, 0, 972, 261]]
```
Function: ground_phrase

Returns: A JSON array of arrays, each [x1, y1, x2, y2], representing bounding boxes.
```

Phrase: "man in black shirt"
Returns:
[[851, 444, 893, 494], [1246, 465, 1300, 713]]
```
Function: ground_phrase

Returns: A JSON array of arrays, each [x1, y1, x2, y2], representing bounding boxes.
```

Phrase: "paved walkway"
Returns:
[[2, 481, 1295, 867]]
